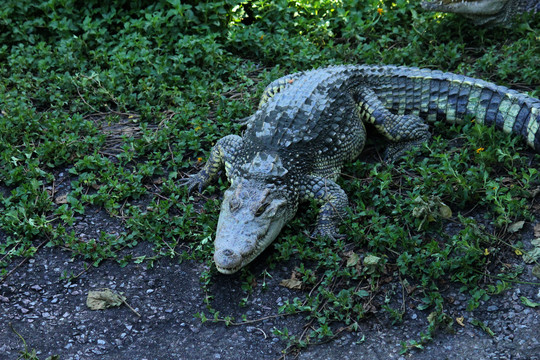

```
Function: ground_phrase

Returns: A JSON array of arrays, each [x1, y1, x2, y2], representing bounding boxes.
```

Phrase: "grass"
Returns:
[[1, 0, 539, 356]]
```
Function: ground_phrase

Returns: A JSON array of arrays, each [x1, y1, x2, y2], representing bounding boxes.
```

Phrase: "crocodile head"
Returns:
[[213, 178, 297, 274]]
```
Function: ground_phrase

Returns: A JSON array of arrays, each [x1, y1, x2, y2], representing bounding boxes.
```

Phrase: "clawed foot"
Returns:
[[311, 223, 346, 241], [180, 173, 207, 194]]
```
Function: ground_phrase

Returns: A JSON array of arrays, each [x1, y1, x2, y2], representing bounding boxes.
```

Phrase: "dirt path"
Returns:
[[1, 240, 539, 360]]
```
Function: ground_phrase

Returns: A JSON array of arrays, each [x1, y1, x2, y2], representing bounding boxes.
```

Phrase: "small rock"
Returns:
[[30, 285, 43, 291], [97, 339, 106, 345], [487, 305, 499, 312], [190, 325, 200, 334]]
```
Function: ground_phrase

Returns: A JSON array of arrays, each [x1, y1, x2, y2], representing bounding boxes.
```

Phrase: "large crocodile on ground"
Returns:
[[183, 65, 540, 274], [422, 0, 540, 25]]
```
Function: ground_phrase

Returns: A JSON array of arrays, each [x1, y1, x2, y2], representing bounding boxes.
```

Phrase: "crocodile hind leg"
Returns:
[[182, 134, 244, 193], [356, 88, 430, 162]]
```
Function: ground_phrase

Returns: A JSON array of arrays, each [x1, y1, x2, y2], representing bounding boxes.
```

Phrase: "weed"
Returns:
[[0, 0, 539, 355]]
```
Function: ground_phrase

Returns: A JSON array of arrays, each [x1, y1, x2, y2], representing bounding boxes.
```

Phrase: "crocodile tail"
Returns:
[[361, 65, 540, 152], [425, 73, 540, 152]]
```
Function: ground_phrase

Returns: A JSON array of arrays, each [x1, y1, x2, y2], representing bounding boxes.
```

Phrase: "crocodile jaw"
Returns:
[[214, 212, 288, 274], [213, 180, 296, 274]]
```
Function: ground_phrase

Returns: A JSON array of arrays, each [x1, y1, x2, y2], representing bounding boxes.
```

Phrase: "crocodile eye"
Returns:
[[255, 202, 270, 217]]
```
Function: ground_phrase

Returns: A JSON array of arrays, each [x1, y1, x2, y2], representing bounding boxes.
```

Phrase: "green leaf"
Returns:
[[470, 319, 495, 337], [520, 296, 540, 308]]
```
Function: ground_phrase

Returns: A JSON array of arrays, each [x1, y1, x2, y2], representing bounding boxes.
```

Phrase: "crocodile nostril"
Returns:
[[222, 249, 234, 257]]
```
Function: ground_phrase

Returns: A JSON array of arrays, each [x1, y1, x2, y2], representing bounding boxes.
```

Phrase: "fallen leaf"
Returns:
[[345, 251, 360, 267], [54, 194, 68, 204], [507, 221, 525, 233], [363, 255, 382, 275], [87, 288, 126, 310], [456, 316, 465, 327], [280, 272, 302, 290], [532, 265, 540, 279], [280, 278, 302, 290], [439, 203, 452, 219], [520, 296, 540, 308], [523, 240, 540, 263], [470, 319, 494, 337], [363, 255, 381, 266], [534, 223, 540, 237]]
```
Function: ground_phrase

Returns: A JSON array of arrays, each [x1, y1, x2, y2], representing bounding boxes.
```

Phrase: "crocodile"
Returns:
[[422, 0, 540, 25], [183, 64, 540, 274]]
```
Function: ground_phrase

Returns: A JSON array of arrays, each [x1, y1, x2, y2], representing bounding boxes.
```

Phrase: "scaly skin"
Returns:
[[183, 65, 540, 274], [421, 0, 539, 25]]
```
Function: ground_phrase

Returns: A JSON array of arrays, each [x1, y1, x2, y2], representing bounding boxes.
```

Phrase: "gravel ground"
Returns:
[[1, 235, 539, 359], [1, 186, 539, 359]]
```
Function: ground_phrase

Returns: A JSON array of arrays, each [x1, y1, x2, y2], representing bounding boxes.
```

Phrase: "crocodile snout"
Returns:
[[214, 248, 243, 274]]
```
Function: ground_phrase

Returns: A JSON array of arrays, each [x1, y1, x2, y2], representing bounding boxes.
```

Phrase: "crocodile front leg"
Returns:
[[182, 134, 243, 193], [300, 175, 348, 239], [356, 88, 430, 162]]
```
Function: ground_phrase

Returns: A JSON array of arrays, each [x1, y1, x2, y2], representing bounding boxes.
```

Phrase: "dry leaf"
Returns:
[[456, 316, 465, 327], [87, 288, 126, 310], [54, 194, 68, 204], [507, 221, 525, 233], [523, 238, 540, 264], [346, 252, 360, 267], [280, 272, 302, 290], [280, 278, 302, 290], [532, 265, 540, 279], [439, 203, 452, 219], [534, 223, 540, 237]]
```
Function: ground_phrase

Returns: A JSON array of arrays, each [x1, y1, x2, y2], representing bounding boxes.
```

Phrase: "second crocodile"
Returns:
[[183, 65, 540, 274]]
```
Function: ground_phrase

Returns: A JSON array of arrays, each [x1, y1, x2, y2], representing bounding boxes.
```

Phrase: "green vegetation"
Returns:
[[1, 0, 539, 355]]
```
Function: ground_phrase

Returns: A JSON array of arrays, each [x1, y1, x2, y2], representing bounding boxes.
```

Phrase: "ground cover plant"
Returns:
[[1, 0, 539, 356]]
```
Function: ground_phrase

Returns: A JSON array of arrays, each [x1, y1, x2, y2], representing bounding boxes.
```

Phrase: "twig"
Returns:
[[122, 298, 142, 317]]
